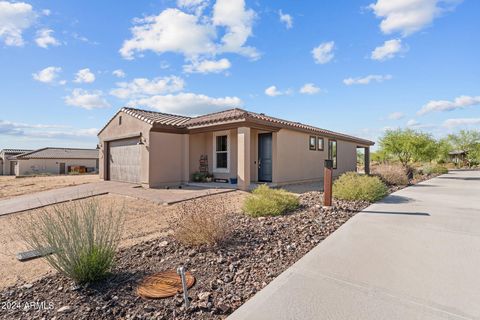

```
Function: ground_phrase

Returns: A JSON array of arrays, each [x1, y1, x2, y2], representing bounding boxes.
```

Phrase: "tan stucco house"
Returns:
[[8, 148, 99, 176], [98, 107, 374, 190]]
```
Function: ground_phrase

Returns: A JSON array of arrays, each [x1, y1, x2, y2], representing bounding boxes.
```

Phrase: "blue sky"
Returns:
[[0, 0, 479, 150]]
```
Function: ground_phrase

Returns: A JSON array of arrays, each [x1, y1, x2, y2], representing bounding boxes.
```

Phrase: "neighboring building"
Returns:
[[98, 107, 374, 190], [0, 149, 32, 175], [449, 150, 467, 165], [9, 148, 99, 176]]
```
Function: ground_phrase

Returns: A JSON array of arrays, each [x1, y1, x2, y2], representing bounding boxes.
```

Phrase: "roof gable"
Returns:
[[100, 107, 374, 145]]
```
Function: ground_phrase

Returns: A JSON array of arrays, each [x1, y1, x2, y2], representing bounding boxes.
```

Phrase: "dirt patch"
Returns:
[[0, 175, 99, 200], [0, 191, 247, 290]]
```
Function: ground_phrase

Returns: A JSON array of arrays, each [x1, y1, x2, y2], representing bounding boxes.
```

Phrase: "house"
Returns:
[[98, 107, 374, 190], [8, 147, 99, 176], [0, 149, 32, 175], [449, 150, 467, 165]]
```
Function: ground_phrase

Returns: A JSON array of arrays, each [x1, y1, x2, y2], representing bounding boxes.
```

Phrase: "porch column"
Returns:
[[364, 147, 370, 175], [237, 127, 251, 190], [182, 134, 190, 183]]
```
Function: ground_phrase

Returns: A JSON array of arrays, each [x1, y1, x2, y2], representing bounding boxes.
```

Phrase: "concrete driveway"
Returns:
[[229, 170, 480, 320], [0, 181, 234, 216]]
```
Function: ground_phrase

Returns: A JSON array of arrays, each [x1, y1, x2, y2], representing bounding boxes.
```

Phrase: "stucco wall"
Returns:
[[189, 129, 238, 181], [16, 159, 97, 176], [97, 111, 151, 183], [274, 129, 358, 184], [149, 132, 188, 187]]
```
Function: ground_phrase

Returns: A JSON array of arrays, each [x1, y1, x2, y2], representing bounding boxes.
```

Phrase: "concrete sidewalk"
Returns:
[[229, 170, 480, 320], [0, 181, 234, 216]]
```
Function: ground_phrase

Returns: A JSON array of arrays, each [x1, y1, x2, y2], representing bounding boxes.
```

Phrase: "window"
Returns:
[[317, 137, 324, 151], [213, 131, 229, 172], [309, 136, 316, 150], [119, 116, 122, 125], [328, 140, 337, 169]]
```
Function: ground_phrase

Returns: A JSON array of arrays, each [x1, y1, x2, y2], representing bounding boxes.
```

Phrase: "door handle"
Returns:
[[258, 159, 261, 168]]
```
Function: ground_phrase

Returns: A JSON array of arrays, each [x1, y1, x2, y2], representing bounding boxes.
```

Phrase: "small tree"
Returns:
[[378, 129, 437, 168], [447, 130, 480, 166]]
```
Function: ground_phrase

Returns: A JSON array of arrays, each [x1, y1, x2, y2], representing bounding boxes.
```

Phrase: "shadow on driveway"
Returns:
[[362, 210, 430, 216]]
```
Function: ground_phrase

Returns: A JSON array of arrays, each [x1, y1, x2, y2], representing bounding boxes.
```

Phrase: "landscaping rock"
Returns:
[[0, 191, 372, 320]]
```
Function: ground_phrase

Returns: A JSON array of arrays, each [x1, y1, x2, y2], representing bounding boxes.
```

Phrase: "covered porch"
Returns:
[[188, 125, 278, 191]]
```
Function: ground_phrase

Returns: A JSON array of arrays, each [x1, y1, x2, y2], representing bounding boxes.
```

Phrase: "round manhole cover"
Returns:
[[136, 270, 196, 299]]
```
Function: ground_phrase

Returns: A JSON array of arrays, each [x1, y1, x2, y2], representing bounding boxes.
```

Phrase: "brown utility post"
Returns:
[[324, 159, 333, 207]]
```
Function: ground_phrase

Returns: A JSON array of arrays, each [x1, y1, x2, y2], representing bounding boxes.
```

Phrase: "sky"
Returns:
[[0, 0, 479, 150]]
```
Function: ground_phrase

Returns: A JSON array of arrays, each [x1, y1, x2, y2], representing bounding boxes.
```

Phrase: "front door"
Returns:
[[258, 133, 272, 182], [59, 163, 66, 174]]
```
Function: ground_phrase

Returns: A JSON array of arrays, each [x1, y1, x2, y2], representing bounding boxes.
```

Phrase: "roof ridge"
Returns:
[[122, 107, 192, 119]]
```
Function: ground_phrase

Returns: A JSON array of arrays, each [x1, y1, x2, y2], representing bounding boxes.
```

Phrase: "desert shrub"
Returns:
[[422, 164, 449, 175], [333, 172, 387, 202], [169, 197, 230, 247], [373, 164, 409, 186], [20, 198, 125, 284], [243, 185, 299, 217]]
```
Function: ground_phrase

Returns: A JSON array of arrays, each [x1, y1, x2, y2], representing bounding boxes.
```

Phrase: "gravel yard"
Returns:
[[0, 192, 247, 290], [0, 175, 99, 200], [0, 192, 368, 320]]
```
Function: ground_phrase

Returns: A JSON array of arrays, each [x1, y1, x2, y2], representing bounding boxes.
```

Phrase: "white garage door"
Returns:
[[108, 138, 141, 183]]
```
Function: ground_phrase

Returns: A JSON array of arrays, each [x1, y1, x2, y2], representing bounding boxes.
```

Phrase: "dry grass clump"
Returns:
[[20, 198, 125, 284], [333, 172, 387, 202], [168, 197, 230, 247], [373, 164, 409, 186], [243, 185, 300, 217]]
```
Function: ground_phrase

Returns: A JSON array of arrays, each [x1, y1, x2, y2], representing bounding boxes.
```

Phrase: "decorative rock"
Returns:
[[57, 306, 72, 313], [197, 291, 212, 301]]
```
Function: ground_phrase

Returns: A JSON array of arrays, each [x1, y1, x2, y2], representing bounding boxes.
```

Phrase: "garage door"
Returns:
[[108, 138, 141, 183]]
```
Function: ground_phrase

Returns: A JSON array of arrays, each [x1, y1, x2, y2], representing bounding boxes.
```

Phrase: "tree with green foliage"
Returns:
[[378, 129, 437, 168], [447, 130, 480, 166]]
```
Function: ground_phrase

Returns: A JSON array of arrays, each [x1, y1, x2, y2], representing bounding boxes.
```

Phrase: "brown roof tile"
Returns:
[[106, 107, 374, 145]]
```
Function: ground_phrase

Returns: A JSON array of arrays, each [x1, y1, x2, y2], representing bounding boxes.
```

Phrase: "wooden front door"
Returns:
[[258, 133, 273, 182]]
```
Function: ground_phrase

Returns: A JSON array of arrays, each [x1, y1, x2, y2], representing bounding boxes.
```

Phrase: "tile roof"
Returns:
[[0, 149, 32, 155], [122, 107, 191, 127], [114, 107, 374, 145], [14, 148, 99, 160]]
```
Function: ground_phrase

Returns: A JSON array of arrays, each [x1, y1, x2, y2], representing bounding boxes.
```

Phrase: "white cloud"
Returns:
[[74, 68, 96, 83], [177, 0, 209, 15], [371, 39, 404, 61], [279, 10, 293, 29], [64, 89, 110, 110], [127, 92, 243, 116], [120, 1, 258, 61], [35, 28, 60, 48], [312, 41, 335, 64], [32, 66, 62, 83], [120, 8, 216, 60], [418, 95, 480, 115], [0, 119, 98, 139], [41, 9, 51, 16], [265, 85, 283, 97], [212, 0, 258, 59], [369, 0, 462, 36], [0, 1, 36, 46], [406, 119, 419, 126], [443, 118, 480, 128], [110, 76, 185, 99], [112, 69, 126, 78], [299, 83, 320, 95], [343, 74, 392, 85], [388, 112, 405, 120], [183, 58, 231, 74]]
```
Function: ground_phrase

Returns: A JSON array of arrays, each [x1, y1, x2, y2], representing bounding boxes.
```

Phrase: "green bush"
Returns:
[[373, 164, 409, 186], [243, 185, 299, 217], [422, 164, 448, 175], [333, 172, 388, 202], [20, 198, 125, 284]]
